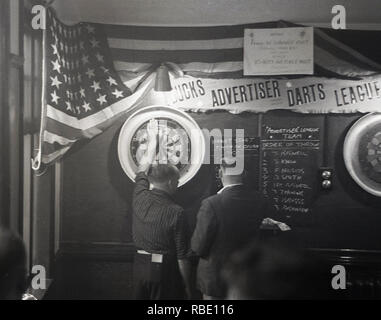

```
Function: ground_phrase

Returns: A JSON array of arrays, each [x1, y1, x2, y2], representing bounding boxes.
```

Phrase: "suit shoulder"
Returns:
[[201, 193, 221, 206]]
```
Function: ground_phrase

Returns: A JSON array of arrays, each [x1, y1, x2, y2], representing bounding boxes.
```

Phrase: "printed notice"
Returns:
[[244, 27, 314, 76]]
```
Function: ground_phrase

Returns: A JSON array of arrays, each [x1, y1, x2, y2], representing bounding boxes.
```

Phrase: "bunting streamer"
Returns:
[[168, 74, 381, 114]]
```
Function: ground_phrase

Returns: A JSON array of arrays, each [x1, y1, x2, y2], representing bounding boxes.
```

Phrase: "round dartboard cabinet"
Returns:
[[344, 113, 381, 197], [118, 105, 206, 186]]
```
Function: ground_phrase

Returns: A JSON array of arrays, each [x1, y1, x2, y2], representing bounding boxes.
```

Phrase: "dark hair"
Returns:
[[148, 163, 180, 185], [0, 228, 27, 299]]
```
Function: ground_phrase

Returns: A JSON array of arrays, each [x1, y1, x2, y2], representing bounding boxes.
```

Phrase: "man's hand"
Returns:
[[138, 119, 158, 173], [146, 118, 159, 147], [178, 259, 196, 300]]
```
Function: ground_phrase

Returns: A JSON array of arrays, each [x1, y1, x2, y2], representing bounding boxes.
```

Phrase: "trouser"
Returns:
[[133, 251, 185, 300]]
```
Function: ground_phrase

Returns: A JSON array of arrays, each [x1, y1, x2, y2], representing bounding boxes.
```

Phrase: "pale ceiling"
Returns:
[[52, 0, 381, 28]]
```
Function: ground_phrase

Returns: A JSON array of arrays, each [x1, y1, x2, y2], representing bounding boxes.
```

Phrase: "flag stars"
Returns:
[[65, 101, 72, 111], [79, 88, 86, 98], [101, 66, 109, 74], [51, 91, 60, 104], [86, 25, 95, 33], [95, 53, 104, 62], [90, 38, 100, 48], [112, 89, 124, 99], [81, 55, 89, 64], [106, 76, 117, 86], [86, 68, 95, 79], [51, 76, 63, 89], [51, 44, 59, 55], [91, 81, 101, 92], [97, 94, 107, 105], [82, 101, 92, 112], [51, 59, 61, 73]]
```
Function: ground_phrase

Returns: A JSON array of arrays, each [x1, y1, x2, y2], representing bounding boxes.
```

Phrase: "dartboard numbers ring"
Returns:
[[344, 113, 381, 197], [118, 105, 205, 186]]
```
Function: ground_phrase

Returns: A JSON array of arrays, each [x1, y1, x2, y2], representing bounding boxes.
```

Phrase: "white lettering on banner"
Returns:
[[170, 75, 381, 114]]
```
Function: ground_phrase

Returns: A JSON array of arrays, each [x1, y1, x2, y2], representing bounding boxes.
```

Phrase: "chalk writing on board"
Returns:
[[262, 125, 320, 216]]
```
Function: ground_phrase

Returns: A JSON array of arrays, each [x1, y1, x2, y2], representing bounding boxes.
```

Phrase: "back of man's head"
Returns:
[[148, 163, 180, 193], [220, 157, 245, 185], [0, 228, 27, 300]]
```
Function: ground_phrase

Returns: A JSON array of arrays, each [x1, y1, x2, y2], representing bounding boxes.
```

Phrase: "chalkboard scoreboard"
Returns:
[[261, 125, 320, 216]]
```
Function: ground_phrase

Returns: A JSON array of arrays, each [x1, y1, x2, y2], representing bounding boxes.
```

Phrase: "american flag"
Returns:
[[33, 9, 381, 170], [32, 9, 154, 170]]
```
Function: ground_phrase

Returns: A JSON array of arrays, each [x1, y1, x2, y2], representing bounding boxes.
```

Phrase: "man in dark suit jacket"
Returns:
[[191, 158, 269, 299]]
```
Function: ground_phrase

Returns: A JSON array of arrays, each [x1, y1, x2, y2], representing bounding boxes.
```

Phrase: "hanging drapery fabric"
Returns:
[[32, 9, 155, 171], [107, 20, 381, 89], [33, 8, 381, 170]]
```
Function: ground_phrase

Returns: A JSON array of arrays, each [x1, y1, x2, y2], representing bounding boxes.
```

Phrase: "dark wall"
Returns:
[[61, 110, 381, 250], [52, 110, 381, 299]]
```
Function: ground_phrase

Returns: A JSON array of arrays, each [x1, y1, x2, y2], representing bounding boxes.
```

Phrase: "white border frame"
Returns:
[[343, 113, 381, 197], [118, 105, 205, 186]]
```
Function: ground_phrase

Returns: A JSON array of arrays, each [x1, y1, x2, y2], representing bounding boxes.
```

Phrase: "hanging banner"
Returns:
[[169, 74, 381, 114]]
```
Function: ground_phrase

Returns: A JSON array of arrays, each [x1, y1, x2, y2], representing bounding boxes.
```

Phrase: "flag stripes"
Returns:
[[104, 22, 381, 81]]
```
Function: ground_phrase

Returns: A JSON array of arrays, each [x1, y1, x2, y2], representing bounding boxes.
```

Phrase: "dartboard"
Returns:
[[131, 118, 191, 171], [344, 113, 381, 197], [366, 132, 381, 175], [118, 105, 205, 186]]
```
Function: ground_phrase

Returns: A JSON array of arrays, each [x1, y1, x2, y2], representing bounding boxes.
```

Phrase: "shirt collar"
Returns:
[[217, 183, 244, 194]]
